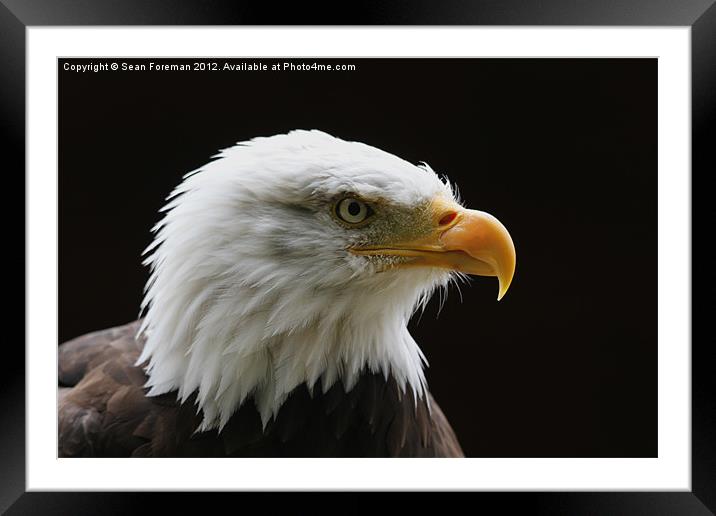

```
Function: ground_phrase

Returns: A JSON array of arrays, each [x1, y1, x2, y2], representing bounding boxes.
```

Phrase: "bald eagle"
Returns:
[[58, 130, 516, 457]]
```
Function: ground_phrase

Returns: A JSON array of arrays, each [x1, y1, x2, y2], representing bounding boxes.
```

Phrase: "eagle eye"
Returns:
[[336, 197, 372, 225]]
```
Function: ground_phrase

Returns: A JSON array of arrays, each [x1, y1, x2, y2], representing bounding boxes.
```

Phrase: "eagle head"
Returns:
[[137, 130, 516, 430]]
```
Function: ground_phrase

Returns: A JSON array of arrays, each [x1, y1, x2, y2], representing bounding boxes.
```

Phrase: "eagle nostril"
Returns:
[[438, 211, 457, 227]]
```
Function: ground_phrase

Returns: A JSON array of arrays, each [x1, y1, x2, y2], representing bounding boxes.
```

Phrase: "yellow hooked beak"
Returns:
[[350, 197, 516, 300]]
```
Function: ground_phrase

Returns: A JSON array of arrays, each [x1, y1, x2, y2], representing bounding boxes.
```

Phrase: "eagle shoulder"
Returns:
[[58, 321, 464, 457], [58, 320, 201, 457]]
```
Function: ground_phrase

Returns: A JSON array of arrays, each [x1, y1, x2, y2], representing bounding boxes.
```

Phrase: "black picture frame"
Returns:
[[4, 1, 714, 513]]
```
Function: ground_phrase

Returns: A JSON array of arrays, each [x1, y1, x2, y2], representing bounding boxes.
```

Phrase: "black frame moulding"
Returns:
[[2, 1, 714, 514]]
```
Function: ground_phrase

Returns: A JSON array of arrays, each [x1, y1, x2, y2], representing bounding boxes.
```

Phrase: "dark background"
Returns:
[[59, 58, 656, 458]]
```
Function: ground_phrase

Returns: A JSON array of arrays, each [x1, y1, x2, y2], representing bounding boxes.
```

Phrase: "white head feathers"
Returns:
[[137, 130, 458, 431]]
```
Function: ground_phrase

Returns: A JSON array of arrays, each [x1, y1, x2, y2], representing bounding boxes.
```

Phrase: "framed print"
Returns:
[[4, 0, 714, 513]]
